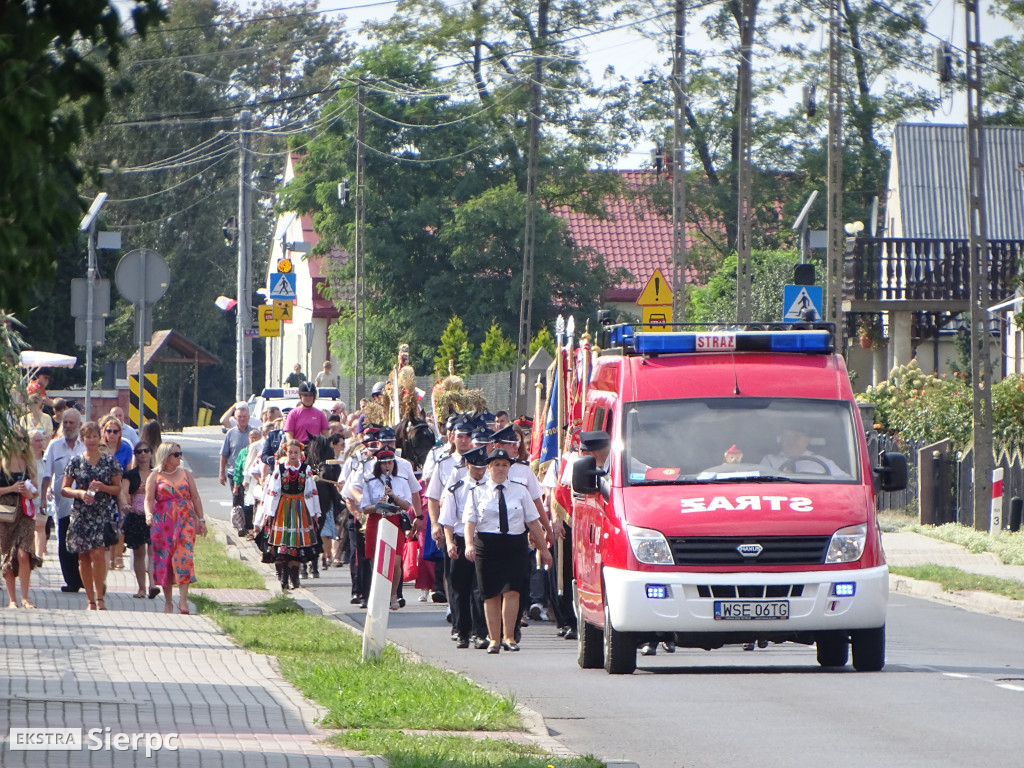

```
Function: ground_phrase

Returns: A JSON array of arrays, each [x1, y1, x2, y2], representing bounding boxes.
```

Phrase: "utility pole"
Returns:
[[353, 82, 367, 404], [735, 0, 755, 322], [671, 0, 688, 322], [514, 3, 547, 416], [825, 0, 844, 334], [236, 110, 253, 401], [965, 0, 994, 530], [80, 193, 108, 419]]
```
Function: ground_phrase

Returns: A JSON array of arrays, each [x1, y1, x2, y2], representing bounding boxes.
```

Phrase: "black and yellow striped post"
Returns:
[[129, 373, 158, 428]]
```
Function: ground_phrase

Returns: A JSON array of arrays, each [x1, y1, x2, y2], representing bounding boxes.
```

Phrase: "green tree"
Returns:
[[53, 0, 353, 417], [530, 327, 556, 358], [281, 37, 619, 372], [686, 250, 814, 323], [434, 316, 473, 378], [477, 321, 518, 373], [0, 0, 164, 314]]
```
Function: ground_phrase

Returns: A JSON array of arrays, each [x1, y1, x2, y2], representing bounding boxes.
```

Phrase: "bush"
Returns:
[[859, 363, 1024, 454]]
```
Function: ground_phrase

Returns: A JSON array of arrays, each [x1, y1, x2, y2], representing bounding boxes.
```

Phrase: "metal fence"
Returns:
[[873, 433, 927, 513], [955, 447, 1024, 529]]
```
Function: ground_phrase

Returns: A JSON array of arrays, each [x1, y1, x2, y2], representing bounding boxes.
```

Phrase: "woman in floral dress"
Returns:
[[61, 421, 122, 610], [145, 443, 206, 614], [255, 439, 320, 591]]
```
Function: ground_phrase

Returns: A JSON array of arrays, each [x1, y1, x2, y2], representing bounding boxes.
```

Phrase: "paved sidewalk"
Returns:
[[883, 531, 1024, 620], [883, 531, 1024, 582], [0, 556, 385, 768]]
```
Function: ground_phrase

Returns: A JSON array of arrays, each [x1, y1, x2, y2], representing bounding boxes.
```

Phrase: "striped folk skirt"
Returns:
[[261, 492, 318, 563]]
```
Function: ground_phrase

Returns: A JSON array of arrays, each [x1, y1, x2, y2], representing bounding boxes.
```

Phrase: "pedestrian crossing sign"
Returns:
[[269, 272, 297, 300], [782, 284, 823, 323]]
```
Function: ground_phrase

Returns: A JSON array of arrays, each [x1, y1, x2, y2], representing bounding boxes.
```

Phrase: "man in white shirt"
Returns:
[[40, 408, 85, 592], [108, 406, 139, 446]]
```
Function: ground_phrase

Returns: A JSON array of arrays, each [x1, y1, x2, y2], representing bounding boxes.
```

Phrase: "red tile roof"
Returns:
[[553, 170, 701, 303]]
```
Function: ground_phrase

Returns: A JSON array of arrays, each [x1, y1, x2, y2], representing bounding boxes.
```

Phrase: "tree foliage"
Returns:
[[27, 0, 352, 417], [477, 321, 518, 373], [0, 0, 164, 315], [434, 316, 473, 378]]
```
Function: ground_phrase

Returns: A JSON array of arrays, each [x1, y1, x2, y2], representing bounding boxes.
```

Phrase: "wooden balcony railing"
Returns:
[[845, 237, 1020, 306]]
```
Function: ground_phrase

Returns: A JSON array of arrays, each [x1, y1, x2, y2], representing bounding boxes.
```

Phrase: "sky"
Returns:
[[227, 0, 1009, 168]]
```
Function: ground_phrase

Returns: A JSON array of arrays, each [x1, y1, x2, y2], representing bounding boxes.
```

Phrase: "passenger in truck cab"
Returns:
[[760, 426, 849, 477]]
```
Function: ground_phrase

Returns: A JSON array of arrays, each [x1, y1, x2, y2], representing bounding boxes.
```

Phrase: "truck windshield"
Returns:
[[623, 397, 860, 485]]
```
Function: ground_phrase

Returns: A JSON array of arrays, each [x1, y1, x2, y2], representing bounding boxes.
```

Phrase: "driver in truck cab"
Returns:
[[760, 426, 849, 477]]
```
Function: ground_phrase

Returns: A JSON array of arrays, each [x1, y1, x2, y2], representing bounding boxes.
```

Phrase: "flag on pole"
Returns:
[[538, 357, 561, 475], [215, 296, 238, 311]]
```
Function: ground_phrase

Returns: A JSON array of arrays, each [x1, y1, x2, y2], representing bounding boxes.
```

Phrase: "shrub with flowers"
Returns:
[[859, 362, 1024, 453]]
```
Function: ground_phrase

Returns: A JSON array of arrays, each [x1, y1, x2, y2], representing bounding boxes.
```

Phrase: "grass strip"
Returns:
[[329, 728, 603, 768], [192, 534, 265, 589], [890, 564, 1024, 601], [199, 596, 520, 731]]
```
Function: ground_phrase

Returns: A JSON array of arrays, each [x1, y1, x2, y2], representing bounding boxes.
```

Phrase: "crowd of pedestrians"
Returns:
[[1, 372, 203, 615]]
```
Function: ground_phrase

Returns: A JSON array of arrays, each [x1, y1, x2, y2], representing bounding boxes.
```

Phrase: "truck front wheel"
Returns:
[[603, 600, 636, 675], [815, 631, 849, 667], [577, 590, 604, 669], [851, 626, 885, 672]]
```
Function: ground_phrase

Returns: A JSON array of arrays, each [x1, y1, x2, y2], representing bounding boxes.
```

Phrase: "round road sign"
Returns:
[[115, 249, 170, 304]]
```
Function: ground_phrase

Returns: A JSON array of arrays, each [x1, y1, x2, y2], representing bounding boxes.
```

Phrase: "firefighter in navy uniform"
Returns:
[[440, 447, 490, 648]]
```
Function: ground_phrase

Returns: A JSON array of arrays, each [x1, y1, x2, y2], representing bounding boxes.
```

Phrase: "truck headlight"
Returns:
[[825, 524, 867, 564], [627, 525, 674, 565]]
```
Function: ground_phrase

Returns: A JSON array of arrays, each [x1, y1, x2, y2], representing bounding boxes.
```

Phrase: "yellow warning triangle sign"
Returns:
[[637, 268, 672, 306]]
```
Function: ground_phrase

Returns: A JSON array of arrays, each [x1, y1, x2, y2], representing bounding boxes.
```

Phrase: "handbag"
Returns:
[[102, 509, 119, 547], [0, 492, 20, 524], [231, 505, 245, 531], [402, 538, 420, 582], [421, 517, 444, 562]]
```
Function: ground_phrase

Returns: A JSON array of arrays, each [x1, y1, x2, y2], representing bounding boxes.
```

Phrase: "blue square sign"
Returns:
[[269, 272, 297, 300], [782, 284, 823, 323]]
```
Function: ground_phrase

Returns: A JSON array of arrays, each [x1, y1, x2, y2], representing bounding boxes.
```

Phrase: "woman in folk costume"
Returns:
[[256, 439, 321, 591]]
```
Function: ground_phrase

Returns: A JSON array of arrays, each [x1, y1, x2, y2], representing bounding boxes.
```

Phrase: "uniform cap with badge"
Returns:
[[462, 447, 490, 467], [486, 448, 513, 464], [491, 425, 520, 445], [579, 430, 612, 452], [470, 428, 494, 446]]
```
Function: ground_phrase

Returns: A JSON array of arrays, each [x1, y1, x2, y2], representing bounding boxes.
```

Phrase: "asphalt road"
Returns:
[[178, 432, 1024, 768]]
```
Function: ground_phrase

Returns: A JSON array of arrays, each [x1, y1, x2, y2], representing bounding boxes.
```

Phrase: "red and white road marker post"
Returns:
[[362, 520, 398, 661], [990, 467, 1004, 536]]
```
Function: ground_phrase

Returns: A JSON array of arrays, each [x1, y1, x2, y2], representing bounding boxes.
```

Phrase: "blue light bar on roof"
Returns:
[[632, 329, 833, 355], [259, 387, 342, 399]]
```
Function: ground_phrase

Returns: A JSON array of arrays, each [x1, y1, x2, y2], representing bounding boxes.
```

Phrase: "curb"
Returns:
[[889, 573, 1024, 621], [209, 518, 595, 763]]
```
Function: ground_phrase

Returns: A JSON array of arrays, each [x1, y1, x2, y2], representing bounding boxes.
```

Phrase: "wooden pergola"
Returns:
[[127, 330, 220, 428]]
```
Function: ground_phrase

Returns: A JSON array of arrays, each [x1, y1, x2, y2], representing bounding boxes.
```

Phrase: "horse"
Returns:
[[395, 415, 435, 473]]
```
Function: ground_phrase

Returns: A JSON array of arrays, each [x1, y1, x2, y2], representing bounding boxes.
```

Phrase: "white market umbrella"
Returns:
[[18, 351, 78, 369]]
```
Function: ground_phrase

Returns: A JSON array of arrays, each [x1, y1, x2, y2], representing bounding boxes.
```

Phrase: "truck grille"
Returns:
[[668, 536, 831, 566]]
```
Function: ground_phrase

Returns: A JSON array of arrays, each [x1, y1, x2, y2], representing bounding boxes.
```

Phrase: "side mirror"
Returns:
[[572, 455, 600, 495], [875, 451, 908, 492]]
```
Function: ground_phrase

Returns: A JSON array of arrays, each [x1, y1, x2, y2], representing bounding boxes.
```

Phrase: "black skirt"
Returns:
[[474, 531, 528, 600], [122, 512, 151, 549]]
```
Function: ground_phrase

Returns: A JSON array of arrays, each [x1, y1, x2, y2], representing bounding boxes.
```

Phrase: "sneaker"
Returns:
[[743, 642, 755, 651], [538, 609, 550, 622], [419, 590, 429, 603], [640, 642, 657, 656], [661, 641, 676, 653], [528, 603, 543, 621]]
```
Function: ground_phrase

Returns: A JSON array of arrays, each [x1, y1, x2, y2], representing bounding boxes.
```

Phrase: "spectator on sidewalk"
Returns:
[[139, 419, 162, 453], [20, 394, 54, 440], [109, 406, 139, 446], [146, 443, 206, 614], [285, 363, 307, 388], [1, 434, 44, 608], [219, 404, 254, 525], [314, 361, 340, 389], [61, 421, 123, 611], [40, 408, 84, 593], [28, 429, 50, 559], [100, 415, 132, 572], [120, 441, 158, 600]]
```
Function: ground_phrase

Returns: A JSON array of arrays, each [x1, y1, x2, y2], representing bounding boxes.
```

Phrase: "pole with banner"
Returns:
[[361, 520, 398, 661]]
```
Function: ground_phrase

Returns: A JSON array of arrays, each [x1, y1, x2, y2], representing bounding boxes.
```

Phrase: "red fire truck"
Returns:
[[571, 324, 907, 674]]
